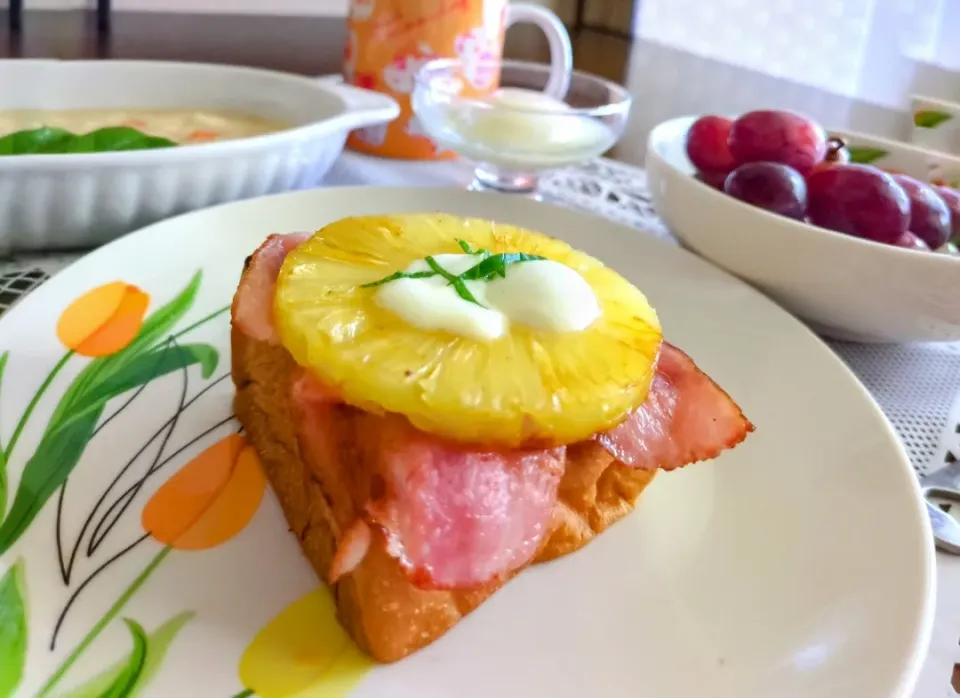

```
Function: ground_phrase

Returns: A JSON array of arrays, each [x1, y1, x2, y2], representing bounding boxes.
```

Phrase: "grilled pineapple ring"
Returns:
[[274, 213, 662, 448]]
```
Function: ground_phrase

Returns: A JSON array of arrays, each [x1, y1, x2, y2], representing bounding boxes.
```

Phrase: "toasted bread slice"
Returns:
[[232, 328, 656, 662]]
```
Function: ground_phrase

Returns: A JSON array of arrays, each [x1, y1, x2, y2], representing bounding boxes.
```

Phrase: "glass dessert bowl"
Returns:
[[412, 58, 632, 196]]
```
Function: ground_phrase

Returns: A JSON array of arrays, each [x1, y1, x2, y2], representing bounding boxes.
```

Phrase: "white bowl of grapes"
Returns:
[[645, 111, 960, 343]]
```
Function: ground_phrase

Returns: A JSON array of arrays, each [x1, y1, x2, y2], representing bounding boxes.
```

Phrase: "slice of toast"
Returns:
[[232, 328, 656, 662]]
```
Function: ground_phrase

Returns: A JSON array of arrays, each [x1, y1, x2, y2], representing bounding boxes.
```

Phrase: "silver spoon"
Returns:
[[921, 461, 960, 554]]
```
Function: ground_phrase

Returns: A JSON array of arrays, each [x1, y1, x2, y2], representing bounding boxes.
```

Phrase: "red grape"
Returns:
[[723, 162, 807, 219], [695, 170, 729, 190], [806, 164, 910, 244], [728, 110, 828, 175], [891, 174, 950, 249], [933, 185, 960, 242], [893, 231, 930, 251], [685, 115, 736, 174]]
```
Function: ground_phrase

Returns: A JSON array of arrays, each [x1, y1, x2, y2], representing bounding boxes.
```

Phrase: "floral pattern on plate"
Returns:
[[0, 274, 360, 698]]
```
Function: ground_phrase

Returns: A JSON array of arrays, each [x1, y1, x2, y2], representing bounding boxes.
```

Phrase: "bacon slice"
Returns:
[[231, 232, 311, 344], [597, 342, 753, 471], [291, 366, 340, 405], [366, 419, 565, 590], [289, 370, 565, 591]]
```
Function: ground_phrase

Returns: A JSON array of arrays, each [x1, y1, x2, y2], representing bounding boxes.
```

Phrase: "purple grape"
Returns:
[[723, 162, 807, 219], [893, 231, 930, 251], [695, 170, 729, 190], [891, 174, 950, 249], [686, 115, 736, 174], [806, 164, 910, 244], [728, 110, 828, 175], [933, 185, 960, 243]]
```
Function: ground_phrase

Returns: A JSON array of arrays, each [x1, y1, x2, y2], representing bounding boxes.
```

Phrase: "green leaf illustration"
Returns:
[[847, 147, 888, 164], [0, 559, 27, 698], [96, 619, 148, 698], [914, 110, 953, 129], [118, 271, 202, 362], [59, 343, 220, 435], [0, 350, 9, 520], [0, 272, 208, 556], [57, 612, 193, 698], [0, 407, 104, 556], [93, 344, 218, 398]]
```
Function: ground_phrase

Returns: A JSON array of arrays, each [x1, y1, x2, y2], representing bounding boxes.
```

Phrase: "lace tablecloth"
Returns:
[[1, 153, 958, 697]]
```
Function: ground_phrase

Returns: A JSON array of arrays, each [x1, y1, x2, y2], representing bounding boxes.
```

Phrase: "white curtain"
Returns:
[[633, 0, 960, 108]]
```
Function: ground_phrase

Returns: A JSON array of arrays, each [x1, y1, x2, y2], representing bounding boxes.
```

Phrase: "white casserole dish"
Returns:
[[0, 60, 399, 252]]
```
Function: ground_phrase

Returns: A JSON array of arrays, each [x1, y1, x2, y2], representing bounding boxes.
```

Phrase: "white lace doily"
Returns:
[[1, 153, 958, 697]]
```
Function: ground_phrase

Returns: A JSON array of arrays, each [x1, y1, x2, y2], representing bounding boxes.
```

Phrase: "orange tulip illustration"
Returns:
[[142, 433, 265, 550], [237, 587, 373, 698], [37, 433, 267, 698], [56, 281, 150, 358]]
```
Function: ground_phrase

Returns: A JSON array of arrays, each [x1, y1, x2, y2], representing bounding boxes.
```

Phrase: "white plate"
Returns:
[[0, 187, 934, 698]]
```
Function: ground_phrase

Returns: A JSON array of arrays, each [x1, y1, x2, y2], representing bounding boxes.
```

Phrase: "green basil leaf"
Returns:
[[0, 126, 176, 156], [0, 559, 27, 698], [846, 147, 888, 165], [0, 127, 73, 155], [63, 127, 177, 154], [58, 612, 193, 698], [914, 110, 953, 129]]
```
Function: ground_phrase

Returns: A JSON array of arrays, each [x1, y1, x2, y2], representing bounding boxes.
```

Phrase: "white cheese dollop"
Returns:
[[373, 253, 600, 341]]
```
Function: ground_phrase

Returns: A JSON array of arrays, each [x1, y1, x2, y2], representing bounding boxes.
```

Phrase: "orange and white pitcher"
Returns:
[[344, 0, 572, 160]]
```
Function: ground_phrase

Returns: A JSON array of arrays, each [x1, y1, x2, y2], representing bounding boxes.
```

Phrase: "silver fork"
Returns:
[[921, 460, 960, 554]]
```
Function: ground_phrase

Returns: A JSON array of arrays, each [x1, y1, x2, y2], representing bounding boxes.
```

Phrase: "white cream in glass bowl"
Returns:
[[413, 59, 631, 196]]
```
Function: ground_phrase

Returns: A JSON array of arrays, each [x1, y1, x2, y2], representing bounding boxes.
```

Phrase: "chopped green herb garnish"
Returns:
[[425, 256, 482, 305], [360, 270, 435, 288], [459, 252, 545, 281], [361, 243, 547, 305]]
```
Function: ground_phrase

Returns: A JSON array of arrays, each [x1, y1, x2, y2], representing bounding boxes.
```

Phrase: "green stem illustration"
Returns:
[[3, 351, 73, 466], [36, 545, 172, 698], [231, 690, 255, 698], [170, 305, 230, 343]]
